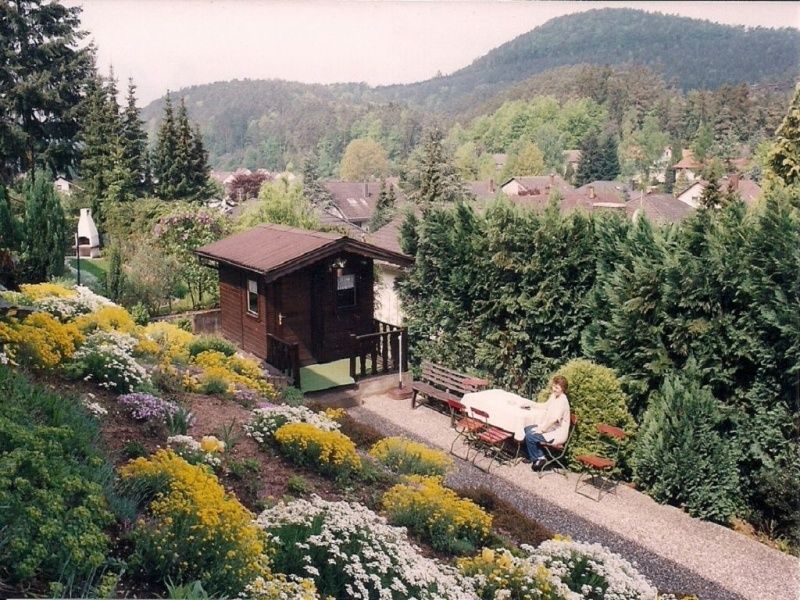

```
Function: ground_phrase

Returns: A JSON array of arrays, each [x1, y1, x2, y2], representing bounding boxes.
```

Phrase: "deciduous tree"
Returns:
[[339, 138, 389, 181]]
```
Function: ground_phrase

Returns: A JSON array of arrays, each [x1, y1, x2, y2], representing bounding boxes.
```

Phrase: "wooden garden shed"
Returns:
[[195, 224, 412, 385]]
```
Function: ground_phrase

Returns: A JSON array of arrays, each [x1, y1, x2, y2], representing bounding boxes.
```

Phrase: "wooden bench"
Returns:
[[411, 361, 489, 411]]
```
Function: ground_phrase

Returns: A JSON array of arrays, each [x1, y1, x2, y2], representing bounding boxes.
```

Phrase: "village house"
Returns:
[[672, 149, 702, 183], [501, 174, 574, 197], [677, 175, 762, 208], [322, 178, 405, 230]]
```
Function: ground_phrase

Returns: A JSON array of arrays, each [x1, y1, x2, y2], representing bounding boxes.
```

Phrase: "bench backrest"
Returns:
[[420, 361, 485, 396]]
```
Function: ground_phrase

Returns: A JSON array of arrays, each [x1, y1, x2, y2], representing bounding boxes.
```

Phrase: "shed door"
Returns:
[[274, 271, 316, 366]]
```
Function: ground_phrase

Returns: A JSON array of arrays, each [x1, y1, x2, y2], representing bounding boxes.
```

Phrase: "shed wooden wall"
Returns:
[[219, 263, 268, 359]]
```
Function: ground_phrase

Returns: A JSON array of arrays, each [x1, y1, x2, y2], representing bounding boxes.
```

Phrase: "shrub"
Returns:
[[539, 359, 636, 465], [74, 304, 137, 334], [274, 422, 361, 479], [0, 312, 83, 368], [280, 385, 306, 407], [458, 548, 560, 600], [369, 436, 453, 476], [286, 474, 313, 496], [245, 405, 341, 446], [118, 392, 180, 423], [18, 282, 75, 299], [0, 366, 114, 587], [191, 350, 275, 397], [27, 284, 112, 320], [633, 369, 741, 524], [165, 406, 195, 435], [166, 435, 225, 468], [119, 450, 269, 596], [381, 475, 492, 555], [69, 330, 149, 393], [130, 301, 151, 326], [528, 538, 657, 599], [256, 496, 474, 599], [141, 321, 194, 363], [199, 374, 229, 395], [188, 335, 236, 358]]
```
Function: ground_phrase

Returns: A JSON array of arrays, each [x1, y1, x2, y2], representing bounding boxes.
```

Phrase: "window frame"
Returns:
[[335, 273, 357, 309], [246, 278, 259, 317]]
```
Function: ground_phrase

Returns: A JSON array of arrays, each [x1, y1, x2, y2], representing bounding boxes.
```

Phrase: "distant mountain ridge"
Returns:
[[141, 8, 800, 169], [373, 8, 800, 112]]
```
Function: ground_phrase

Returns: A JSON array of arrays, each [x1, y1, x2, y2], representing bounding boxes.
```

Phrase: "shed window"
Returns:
[[247, 279, 259, 316], [336, 273, 356, 308]]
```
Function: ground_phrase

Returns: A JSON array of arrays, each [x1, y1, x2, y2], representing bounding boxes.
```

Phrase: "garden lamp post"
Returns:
[[75, 232, 81, 286]]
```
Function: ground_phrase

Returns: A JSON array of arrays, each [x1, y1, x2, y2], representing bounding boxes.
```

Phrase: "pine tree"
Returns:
[[20, 172, 67, 282], [767, 86, 800, 186], [120, 78, 150, 194], [633, 366, 740, 524]]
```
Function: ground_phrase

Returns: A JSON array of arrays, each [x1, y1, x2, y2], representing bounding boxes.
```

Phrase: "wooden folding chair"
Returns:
[[470, 408, 513, 473], [447, 399, 486, 462], [574, 423, 626, 501], [535, 413, 578, 478]]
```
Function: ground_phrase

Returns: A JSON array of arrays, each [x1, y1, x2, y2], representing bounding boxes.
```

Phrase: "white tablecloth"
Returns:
[[461, 388, 545, 441]]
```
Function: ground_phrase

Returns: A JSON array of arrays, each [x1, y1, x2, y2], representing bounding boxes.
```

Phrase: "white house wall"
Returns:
[[374, 263, 404, 326]]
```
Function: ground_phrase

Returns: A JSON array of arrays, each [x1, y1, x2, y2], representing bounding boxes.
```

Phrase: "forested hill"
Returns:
[[374, 8, 800, 112], [142, 8, 799, 170]]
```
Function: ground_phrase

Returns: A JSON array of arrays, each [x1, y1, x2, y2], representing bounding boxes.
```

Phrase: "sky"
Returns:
[[68, 1, 800, 105]]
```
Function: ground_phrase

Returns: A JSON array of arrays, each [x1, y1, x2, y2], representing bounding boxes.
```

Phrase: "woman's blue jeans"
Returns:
[[524, 426, 547, 460]]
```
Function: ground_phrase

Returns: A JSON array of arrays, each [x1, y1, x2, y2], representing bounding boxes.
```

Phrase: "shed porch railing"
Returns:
[[267, 333, 301, 388], [349, 319, 409, 381]]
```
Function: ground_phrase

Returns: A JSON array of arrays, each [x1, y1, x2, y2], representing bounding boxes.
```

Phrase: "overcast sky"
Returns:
[[68, 1, 800, 104]]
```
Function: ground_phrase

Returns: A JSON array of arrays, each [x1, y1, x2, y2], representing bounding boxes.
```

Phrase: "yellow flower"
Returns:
[[200, 435, 226, 453]]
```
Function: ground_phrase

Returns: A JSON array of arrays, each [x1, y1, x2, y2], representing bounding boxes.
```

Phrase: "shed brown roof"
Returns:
[[195, 224, 411, 281]]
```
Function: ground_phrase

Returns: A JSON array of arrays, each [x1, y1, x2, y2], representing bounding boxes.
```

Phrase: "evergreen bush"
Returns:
[[632, 368, 741, 524], [538, 359, 635, 466]]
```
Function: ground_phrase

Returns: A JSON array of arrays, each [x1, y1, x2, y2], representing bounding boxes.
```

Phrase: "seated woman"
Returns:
[[523, 375, 570, 471]]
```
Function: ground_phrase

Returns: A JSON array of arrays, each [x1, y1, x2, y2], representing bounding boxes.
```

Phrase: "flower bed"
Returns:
[[0, 312, 83, 368], [382, 475, 492, 555], [369, 436, 453, 476], [458, 548, 558, 600], [119, 449, 269, 597], [273, 422, 361, 479], [118, 392, 179, 422], [167, 434, 226, 468], [256, 495, 476, 600], [69, 330, 149, 393], [245, 405, 341, 445], [191, 350, 275, 397]]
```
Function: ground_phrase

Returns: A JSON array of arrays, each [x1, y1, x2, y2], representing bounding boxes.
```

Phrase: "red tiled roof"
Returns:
[[673, 150, 700, 170], [467, 180, 499, 201], [627, 193, 695, 224], [503, 175, 574, 195], [323, 180, 406, 222], [195, 223, 410, 281]]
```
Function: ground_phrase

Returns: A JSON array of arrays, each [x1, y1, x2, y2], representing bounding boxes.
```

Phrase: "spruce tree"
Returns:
[[78, 77, 113, 223], [601, 136, 620, 180], [698, 178, 722, 209], [172, 99, 194, 199], [574, 134, 602, 185], [767, 86, 800, 186], [188, 124, 211, 199], [302, 155, 332, 207], [367, 179, 396, 232], [20, 172, 67, 282], [633, 366, 740, 524], [0, 0, 94, 181], [0, 184, 19, 251], [121, 78, 150, 194], [104, 243, 125, 302], [404, 127, 467, 206], [153, 93, 179, 199]]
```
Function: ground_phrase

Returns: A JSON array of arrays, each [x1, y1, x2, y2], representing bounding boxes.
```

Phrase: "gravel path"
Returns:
[[348, 394, 800, 600]]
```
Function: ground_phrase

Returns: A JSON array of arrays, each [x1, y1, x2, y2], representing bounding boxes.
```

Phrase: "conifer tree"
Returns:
[[767, 86, 800, 186], [121, 78, 150, 194], [189, 123, 211, 199], [0, 184, 20, 251], [601, 136, 620, 180], [698, 178, 722, 209], [367, 179, 396, 232], [574, 134, 602, 185], [404, 127, 467, 206], [172, 99, 194, 199], [153, 93, 178, 199], [20, 172, 67, 282], [78, 77, 114, 222], [104, 243, 125, 302], [633, 366, 740, 524], [301, 156, 332, 207]]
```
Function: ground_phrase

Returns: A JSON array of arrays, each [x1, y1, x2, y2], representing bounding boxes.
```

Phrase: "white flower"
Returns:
[[244, 405, 340, 443]]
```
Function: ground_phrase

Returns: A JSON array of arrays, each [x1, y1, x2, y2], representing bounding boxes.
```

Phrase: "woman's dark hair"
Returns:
[[552, 375, 568, 394]]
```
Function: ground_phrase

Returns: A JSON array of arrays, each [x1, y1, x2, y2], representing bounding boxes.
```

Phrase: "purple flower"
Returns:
[[118, 393, 180, 422]]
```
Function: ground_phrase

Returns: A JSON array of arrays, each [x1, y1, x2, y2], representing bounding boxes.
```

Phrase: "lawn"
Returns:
[[68, 257, 108, 282]]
